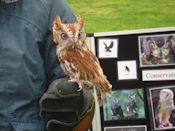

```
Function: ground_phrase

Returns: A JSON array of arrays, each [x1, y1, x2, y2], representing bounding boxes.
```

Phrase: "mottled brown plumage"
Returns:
[[52, 15, 112, 105]]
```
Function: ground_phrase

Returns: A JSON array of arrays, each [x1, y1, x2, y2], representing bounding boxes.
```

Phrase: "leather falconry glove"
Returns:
[[39, 78, 95, 131]]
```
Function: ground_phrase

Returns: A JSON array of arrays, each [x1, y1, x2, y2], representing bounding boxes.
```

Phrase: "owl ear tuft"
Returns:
[[76, 15, 84, 29], [53, 16, 62, 31]]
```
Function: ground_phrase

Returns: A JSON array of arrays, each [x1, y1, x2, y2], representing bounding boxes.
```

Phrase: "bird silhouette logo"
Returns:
[[125, 66, 130, 72], [104, 41, 114, 52]]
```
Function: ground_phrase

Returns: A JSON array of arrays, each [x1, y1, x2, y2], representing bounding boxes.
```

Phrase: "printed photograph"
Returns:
[[104, 125, 147, 131], [148, 86, 175, 130], [117, 60, 137, 80], [103, 89, 145, 121], [138, 34, 175, 67], [97, 38, 118, 58]]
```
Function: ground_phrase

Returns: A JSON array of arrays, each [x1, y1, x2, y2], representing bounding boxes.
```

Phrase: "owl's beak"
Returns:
[[73, 36, 79, 43], [74, 38, 79, 43]]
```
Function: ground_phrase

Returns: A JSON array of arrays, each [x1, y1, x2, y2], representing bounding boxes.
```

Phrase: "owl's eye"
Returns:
[[78, 32, 86, 39], [78, 32, 82, 38], [61, 32, 68, 40]]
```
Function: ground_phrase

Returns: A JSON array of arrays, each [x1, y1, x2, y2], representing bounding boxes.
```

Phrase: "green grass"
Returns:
[[67, 0, 175, 33]]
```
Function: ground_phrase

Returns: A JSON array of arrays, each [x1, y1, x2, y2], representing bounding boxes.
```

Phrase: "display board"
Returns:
[[88, 27, 175, 131]]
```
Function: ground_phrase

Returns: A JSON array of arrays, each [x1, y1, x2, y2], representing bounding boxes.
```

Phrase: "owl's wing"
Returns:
[[61, 48, 111, 87], [82, 46, 100, 64], [60, 48, 101, 79], [59, 48, 112, 105]]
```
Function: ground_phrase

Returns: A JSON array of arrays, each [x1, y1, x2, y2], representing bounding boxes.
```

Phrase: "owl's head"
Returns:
[[52, 15, 86, 48], [159, 89, 174, 102], [149, 41, 161, 57]]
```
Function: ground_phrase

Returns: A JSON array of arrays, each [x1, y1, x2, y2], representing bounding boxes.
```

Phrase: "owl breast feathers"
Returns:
[[52, 15, 112, 105]]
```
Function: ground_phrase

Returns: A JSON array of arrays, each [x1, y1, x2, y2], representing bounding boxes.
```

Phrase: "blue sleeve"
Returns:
[[42, 0, 76, 83], [44, 31, 66, 83]]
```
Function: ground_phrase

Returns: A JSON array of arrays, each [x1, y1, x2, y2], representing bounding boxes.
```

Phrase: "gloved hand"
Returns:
[[39, 78, 94, 131]]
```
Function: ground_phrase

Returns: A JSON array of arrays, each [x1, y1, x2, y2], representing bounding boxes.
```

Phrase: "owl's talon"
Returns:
[[68, 79, 77, 82], [77, 87, 83, 91], [77, 83, 83, 91]]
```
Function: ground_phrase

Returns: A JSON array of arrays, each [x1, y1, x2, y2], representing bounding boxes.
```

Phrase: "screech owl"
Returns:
[[52, 15, 112, 105]]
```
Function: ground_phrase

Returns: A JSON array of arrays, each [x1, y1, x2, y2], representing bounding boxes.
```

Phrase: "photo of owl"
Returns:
[[139, 34, 175, 67], [103, 89, 145, 121], [149, 86, 175, 130], [52, 15, 112, 105]]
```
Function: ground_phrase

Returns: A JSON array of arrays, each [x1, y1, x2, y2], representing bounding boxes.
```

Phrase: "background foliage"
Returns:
[[68, 0, 175, 33]]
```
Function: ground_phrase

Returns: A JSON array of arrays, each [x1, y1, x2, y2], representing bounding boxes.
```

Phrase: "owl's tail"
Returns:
[[94, 77, 112, 106]]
